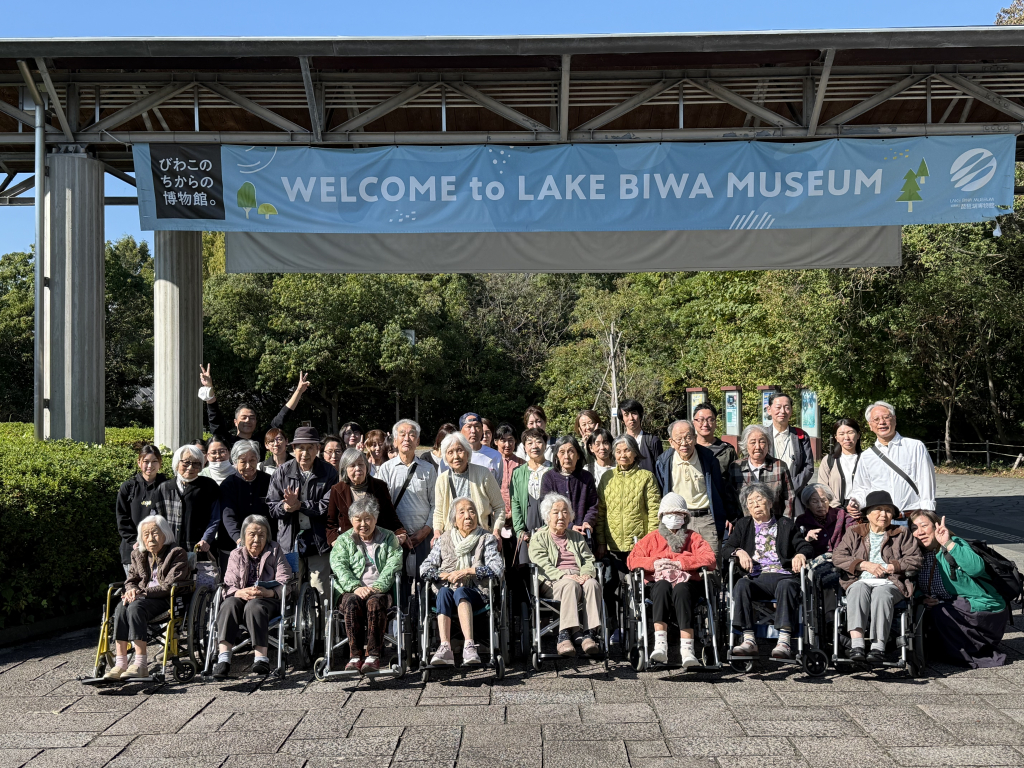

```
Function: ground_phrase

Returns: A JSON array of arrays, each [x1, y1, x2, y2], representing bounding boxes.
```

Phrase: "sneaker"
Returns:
[[123, 661, 148, 678], [102, 665, 127, 681], [680, 646, 700, 669], [361, 656, 380, 675], [849, 646, 866, 662], [430, 643, 455, 667], [461, 641, 482, 666], [344, 657, 364, 674], [866, 649, 885, 665], [771, 642, 793, 660], [252, 659, 271, 676], [581, 634, 601, 657], [650, 640, 669, 664], [557, 630, 575, 657], [731, 639, 758, 658], [212, 662, 231, 680]]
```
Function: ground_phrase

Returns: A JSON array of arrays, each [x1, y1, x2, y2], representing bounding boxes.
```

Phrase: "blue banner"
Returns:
[[134, 136, 1014, 233]]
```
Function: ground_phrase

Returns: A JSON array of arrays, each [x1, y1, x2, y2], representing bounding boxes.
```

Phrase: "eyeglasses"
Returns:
[[179, 460, 203, 469], [693, 417, 715, 425]]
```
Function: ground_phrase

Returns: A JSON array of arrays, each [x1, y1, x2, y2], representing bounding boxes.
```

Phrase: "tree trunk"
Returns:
[[983, 347, 1008, 443], [943, 401, 954, 465], [330, 396, 339, 436]]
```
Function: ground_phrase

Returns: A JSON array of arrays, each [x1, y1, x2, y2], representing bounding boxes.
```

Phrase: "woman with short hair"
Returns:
[[200, 436, 238, 485], [116, 444, 168, 577], [727, 424, 796, 519], [432, 433, 505, 540], [327, 448, 406, 545], [511, 427, 553, 543], [153, 444, 221, 554], [540, 435, 598, 535], [217, 440, 272, 568], [585, 428, 615, 487], [515, 405, 556, 462], [321, 434, 345, 473]]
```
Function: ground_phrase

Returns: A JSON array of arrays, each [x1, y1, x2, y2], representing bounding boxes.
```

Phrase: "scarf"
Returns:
[[451, 525, 484, 570], [201, 461, 238, 485], [658, 523, 690, 554]]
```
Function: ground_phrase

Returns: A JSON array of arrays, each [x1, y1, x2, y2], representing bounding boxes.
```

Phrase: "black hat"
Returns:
[[290, 426, 322, 445], [862, 490, 900, 516]]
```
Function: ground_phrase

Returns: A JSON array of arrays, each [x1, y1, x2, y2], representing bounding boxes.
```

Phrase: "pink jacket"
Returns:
[[223, 540, 292, 599], [627, 529, 717, 582]]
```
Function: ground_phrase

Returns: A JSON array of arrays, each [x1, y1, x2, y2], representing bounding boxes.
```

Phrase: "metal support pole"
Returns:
[[678, 84, 684, 128], [608, 322, 619, 437], [194, 84, 199, 131], [440, 86, 447, 132], [986, 439, 991, 469], [559, 54, 571, 142], [926, 77, 932, 123]]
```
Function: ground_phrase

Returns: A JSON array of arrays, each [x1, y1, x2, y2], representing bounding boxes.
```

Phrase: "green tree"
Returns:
[[105, 236, 155, 426], [897, 170, 923, 212], [0, 251, 35, 422]]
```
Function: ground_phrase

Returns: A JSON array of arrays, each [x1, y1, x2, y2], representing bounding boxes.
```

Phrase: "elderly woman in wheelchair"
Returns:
[[211, 514, 292, 679], [103, 515, 188, 680], [528, 493, 603, 658], [330, 496, 404, 675]]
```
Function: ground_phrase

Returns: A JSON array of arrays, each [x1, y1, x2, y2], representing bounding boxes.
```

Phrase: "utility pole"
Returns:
[[609, 322, 621, 437]]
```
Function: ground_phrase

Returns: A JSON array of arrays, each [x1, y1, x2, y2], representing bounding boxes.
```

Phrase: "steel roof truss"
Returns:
[[445, 80, 551, 132], [935, 73, 1024, 121], [85, 81, 194, 133], [822, 73, 928, 126], [328, 81, 437, 134], [686, 78, 799, 129], [201, 81, 308, 134], [34, 59, 73, 141], [575, 78, 681, 132], [298, 56, 322, 142]]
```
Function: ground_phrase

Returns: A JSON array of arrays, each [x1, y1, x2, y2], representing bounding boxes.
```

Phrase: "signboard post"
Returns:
[[686, 387, 708, 421], [801, 387, 821, 460], [720, 386, 742, 452], [757, 385, 780, 428]]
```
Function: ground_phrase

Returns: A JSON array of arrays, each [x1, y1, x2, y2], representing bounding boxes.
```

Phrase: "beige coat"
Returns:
[[432, 464, 505, 532]]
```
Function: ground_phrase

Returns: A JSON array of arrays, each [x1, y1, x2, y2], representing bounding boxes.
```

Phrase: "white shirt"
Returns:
[[849, 432, 936, 512], [378, 455, 437, 533], [591, 462, 614, 486], [839, 453, 859, 485], [471, 444, 502, 480], [772, 426, 794, 466]]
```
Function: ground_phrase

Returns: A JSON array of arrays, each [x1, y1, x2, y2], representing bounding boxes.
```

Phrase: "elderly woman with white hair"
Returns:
[[216, 439, 272, 570], [421, 497, 505, 667], [327, 447, 406, 546], [795, 483, 858, 559], [627, 493, 717, 668], [432, 432, 504, 543], [153, 444, 222, 554], [103, 515, 188, 680], [528, 493, 603, 657], [212, 514, 292, 679], [727, 424, 796, 519], [330, 496, 404, 675]]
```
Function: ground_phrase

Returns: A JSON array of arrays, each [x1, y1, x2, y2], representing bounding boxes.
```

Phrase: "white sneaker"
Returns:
[[680, 646, 700, 669], [650, 641, 668, 664]]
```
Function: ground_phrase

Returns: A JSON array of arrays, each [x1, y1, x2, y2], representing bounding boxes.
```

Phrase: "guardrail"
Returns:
[[926, 439, 1024, 469]]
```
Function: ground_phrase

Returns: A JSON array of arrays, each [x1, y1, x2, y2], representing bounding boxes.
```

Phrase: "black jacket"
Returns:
[[115, 473, 168, 565], [218, 471, 272, 550], [653, 444, 730, 536], [152, 475, 222, 552], [266, 456, 339, 556], [720, 514, 814, 573], [633, 433, 666, 474], [206, 400, 292, 455]]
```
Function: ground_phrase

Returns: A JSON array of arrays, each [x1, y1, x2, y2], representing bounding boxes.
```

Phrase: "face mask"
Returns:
[[662, 514, 685, 531], [208, 460, 230, 472]]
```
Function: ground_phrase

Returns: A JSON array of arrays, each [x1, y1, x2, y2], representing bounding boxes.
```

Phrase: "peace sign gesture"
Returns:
[[935, 515, 952, 547], [199, 363, 214, 388], [296, 371, 311, 395]]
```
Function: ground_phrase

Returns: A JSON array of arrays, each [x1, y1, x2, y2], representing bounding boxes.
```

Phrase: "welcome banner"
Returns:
[[134, 136, 1014, 234]]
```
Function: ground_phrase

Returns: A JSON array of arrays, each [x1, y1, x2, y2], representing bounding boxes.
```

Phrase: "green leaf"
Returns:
[[257, 203, 278, 219]]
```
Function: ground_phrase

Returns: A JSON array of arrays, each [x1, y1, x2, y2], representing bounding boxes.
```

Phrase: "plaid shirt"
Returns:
[[728, 456, 796, 519]]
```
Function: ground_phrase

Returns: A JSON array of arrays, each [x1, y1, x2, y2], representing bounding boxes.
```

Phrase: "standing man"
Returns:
[[653, 419, 729, 553], [767, 393, 814, 509], [460, 412, 502, 479], [378, 418, 437, 573], [849, 401, 936, 517], [693, 402, 738, 478], [619, 399, 665, 473]]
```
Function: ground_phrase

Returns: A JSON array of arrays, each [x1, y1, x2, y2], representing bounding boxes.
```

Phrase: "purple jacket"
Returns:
[[223, 540, 292, 599], [540, 467, 599, 529]]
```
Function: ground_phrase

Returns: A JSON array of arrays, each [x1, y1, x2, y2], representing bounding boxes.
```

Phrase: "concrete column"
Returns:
[[44, 151, 105, 444], [154, 231, 203, 451]]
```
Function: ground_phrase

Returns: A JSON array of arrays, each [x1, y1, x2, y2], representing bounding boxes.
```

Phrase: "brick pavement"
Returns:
[[1, 474, 1023, 768]]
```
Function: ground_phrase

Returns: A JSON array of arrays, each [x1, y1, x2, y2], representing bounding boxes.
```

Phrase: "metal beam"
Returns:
[[558, 54, 571, 141], [34, 58, 73, 141], [935, 73, 1024, 121], [822, 74, 927, 126], [444, 80, 551, 132], [576, 79, 680, 132], [0, 174, 34, 198], [0, 195, 137, 206], [806, 48, 835, 136], [298, 56, 322, 142], [687, 78, 799, 128], [0, 172, 14, 194], [201, 81, 308, 133], [102, 162, 136, 187], [0, 98, 60, 133], [86, 81, 194, 133], [329, 81, 436, 133]]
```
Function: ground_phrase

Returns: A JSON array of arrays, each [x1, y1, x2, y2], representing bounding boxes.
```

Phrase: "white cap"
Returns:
[[658, 492, 689, 518]]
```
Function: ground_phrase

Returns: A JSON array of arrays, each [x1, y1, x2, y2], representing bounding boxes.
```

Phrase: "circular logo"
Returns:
[[950, 148, 997, 192]]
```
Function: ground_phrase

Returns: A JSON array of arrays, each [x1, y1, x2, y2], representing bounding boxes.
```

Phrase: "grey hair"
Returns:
[[338, 447, 369, 478], [610, 434, 640, 461], [392, 418, 421, 440], [800, 482, 836, 507], [171, 444, 206, 476], [739, 424, 771, 457], [540, 492, 573, 524], [740, 482, 775, 513], [668, 419, 695, 438], [241, 514, 273, 540], [136, 514, 175, 550], [230, 439, 261, 464], [448, 495, 479, 528], [348, 496, 380, 521], [440, 432, 473, 462], [864, 400, 896, 424]]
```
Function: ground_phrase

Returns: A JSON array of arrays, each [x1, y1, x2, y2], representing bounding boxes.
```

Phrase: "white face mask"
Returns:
[[208, 460, 230, 472], [661, 514, 686, 531]]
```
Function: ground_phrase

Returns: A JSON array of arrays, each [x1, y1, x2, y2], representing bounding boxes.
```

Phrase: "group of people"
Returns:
[[105, 371, 1011, 681]]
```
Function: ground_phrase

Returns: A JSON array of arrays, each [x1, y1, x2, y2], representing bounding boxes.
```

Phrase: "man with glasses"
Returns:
[[849, 401, 935, 518], [692, 402, 738, 478], [768, 392, 814, 512], [654, 419, 729, 552]]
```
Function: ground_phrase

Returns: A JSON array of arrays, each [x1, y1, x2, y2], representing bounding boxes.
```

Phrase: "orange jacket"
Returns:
[[627, 529, 717, 582]]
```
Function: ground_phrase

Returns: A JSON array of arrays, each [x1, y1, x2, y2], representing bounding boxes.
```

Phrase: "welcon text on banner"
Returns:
[[134, 136, 1014, 234]]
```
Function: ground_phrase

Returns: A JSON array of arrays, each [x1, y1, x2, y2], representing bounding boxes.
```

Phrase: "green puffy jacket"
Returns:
[[596, 465, 661, 552], [330, 528, 403, 596]]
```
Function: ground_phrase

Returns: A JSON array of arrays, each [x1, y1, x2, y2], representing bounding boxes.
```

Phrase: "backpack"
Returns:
[[962, 540, 1023, 621]]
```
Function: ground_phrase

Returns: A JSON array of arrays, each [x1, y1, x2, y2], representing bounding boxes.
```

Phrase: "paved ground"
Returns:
[[1, 475, 1023, 768]]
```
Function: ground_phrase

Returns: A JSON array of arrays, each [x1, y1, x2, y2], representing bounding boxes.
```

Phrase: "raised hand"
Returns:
[[199, 363, 213, 388], [283, 485, 301, 513], [935, 516, 952, 547]]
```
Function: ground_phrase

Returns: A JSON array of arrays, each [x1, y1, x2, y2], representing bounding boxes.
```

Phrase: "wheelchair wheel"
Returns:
[[802, 648, 829, 678], [313, 657, 328, 682], [530, 651, 542, 672], [295, 583, 319, 670], [421, 668, 431, 684], [731, 659, 754, 673], [494, 654, 505, 681], [173, 660, 196, 683], [186, 585, 213, 671], [519, 603, 531, 660], [628, 645, 644, 672]]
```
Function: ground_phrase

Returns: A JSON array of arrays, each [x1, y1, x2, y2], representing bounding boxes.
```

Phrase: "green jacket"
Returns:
[[528, 527, 597, 583], [330, 528, 403, 596], [511, 462, 550, 536], [596, 464, 661, 552], [929, 536, 1006, 614]]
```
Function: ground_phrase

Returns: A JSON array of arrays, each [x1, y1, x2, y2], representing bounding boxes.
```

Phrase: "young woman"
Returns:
[[816, 418, 862, 512], [585, 428, 615, 487], [363, 429, 389, 477]]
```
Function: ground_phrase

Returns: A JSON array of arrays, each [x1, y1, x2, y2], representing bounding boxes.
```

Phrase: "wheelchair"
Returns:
[[525, 561, 610, 672], [313, 569, 412, 681], [418, 574, 509, 682], [201, 552, 320, 679], [623, 566, 724, 672]]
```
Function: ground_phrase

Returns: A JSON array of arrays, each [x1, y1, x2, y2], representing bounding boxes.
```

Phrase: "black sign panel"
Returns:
[[150, 144, 225, 220]]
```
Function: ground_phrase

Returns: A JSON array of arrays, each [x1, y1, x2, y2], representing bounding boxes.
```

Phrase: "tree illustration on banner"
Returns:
[[916, 159, 930, 184], [897, 169, 923, 212], [237, 182, 257, 219]]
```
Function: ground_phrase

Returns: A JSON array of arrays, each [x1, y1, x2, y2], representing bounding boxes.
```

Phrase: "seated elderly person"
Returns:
[[795, 483, 859, 559], [212, 514, 293, 679], [910, 511, 1008, 668], [627, 493, 716, 668], [330, 496, 403, 675], [103, 515, 188, 680], [528, 493, 602, 658], [721, 483, 813, 660], [832, 491, 922, 665], [421, 497, 504, 667]]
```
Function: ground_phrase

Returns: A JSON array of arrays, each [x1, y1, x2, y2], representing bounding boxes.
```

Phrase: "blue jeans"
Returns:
[[435, 585, 485, 617]]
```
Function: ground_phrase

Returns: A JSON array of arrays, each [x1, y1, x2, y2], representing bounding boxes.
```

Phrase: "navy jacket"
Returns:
[[218, 471, 272, 550], [266, 457, 339, 557], [654, 444, 730, 538]]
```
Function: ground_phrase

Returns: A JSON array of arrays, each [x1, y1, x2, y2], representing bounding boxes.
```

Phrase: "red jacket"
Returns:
[[627, 529, 717, 582]]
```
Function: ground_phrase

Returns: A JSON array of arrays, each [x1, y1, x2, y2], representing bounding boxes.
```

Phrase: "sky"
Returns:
[[0, 0, 1010, 255]]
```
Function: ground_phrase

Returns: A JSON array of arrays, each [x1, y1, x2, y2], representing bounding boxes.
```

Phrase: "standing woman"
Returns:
[[363, 429, 389, 478], [200, 437, 239, 485], [116, 444, 168, 577], [586, 428, 616, 487], [816, 418, 863, 513], [540, 435, 599, 535], [575, 410, 602, 466], [153, 444, 221, 554], [217, 440, 272, 570], [510, 428, 553, 545], [326, 448, 407, 545]]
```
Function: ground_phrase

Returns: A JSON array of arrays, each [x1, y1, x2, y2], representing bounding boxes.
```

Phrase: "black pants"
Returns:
[[601, 551, 631, 629], [113, 596, 169, 642], [650, 580, 698, 631], [217, 596, 276, 648], [732, 572, 799, 632]]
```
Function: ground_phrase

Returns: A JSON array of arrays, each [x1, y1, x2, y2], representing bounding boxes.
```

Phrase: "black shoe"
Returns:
[[212, 662, 231, 680], [866, 649, 885, 665], [252, 659, 271, 676], [849, 646, 866, 662]]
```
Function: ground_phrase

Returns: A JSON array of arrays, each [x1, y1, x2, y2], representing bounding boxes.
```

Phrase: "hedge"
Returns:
[[0, 423, 156, 628]]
